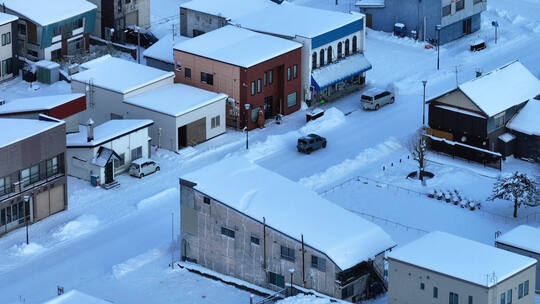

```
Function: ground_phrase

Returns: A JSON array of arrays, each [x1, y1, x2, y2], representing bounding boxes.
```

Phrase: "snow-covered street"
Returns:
[[1, 0, 539, 303]]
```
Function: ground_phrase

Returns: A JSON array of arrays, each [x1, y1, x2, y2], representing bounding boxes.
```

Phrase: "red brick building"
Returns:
[[173, 25, 302, 130]]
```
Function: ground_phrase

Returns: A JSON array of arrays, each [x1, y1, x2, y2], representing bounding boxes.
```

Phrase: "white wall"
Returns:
[[175, 97, 226, 143], [0, 22, 14, 80]]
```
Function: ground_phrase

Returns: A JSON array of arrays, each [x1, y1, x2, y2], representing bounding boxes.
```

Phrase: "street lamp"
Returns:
[[244, 103, 250, 150], [23, 195, 30, 245], [288, 268, 295, 296], [436, 25, 441, 70], [422, 80, 427, 127]]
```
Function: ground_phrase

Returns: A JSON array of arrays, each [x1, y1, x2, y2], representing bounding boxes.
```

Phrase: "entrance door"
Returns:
[[105, 161, 114, 184], [178, 125, 187, 149], [463, 18, 472, 35], [366, 13, 373, 29], [264, 96, 273, 118]]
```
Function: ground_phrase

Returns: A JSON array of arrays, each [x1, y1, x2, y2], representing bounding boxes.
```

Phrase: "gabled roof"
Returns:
[[0, 94, 84, 115], [181, 156, 395, 270], [496, 225, 540, 255], [92, 147, 120, 167], [72, 56, 174, 94], [67, 119, 153, 147], [0, 12, 17, 26], [506, 99, 540, 136], [0, 117, 64, 149], [458, 61, 540, 117], [1, 0, 96, 26], [174, 26, 302, 68], [388, 231, 537, 287]]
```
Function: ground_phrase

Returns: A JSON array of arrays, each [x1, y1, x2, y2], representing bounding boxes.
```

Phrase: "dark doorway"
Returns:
[[264, 96, 274, 118], [463, 18, 472, 34], [105, 161, 114, 184], [366, 14, 373, 29], [178, 125, 187, 149]]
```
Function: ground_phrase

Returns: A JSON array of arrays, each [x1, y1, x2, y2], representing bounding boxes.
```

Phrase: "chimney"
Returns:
[[87, 118, 94, 142], [476, 68, 483, 78]]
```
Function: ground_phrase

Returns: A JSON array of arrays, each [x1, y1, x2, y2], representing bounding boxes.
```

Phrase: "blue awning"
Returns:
[[311, 52, 372, 91]]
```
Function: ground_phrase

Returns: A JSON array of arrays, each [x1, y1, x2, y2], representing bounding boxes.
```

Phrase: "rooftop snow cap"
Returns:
[[87, 118, 94, 142]]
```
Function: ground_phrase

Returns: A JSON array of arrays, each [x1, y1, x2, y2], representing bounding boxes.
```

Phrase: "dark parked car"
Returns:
[[125, 26, 158, 48], [297, 134, 327, 154]]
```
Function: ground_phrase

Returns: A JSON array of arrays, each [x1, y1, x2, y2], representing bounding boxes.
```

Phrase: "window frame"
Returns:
[[280, 245, 295, 262], [257, 79, 262, 93], [433, 287, 438, 298], [221, 227, 235, 239], [268, 69, 273, 84], [311, 255, 326, 272], [200, 72, 213, 85], [456, 0, 465, 11], [250, 235, 260, 245], [293, 64, 298, 79], [251, 81, 255, 96], [287, 92, 297, 108], [184, 67, 191, 79], [131, 146, 142, 161], [287, 67, 291, 81], [442, 4, 451, 16]]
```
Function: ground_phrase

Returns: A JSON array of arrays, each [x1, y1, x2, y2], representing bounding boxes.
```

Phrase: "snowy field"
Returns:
[[1, 0, 539, 303]]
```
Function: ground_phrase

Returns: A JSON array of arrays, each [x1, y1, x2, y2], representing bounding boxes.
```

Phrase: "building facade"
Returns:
[[2, 0, 96, 61], [0, 116, 67, 235], [357, 0, 487, 44], [0, 13, 18, 81], [87, 0, 150, 40]]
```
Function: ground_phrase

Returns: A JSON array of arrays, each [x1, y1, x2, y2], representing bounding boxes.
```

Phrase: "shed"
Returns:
[[36, 60, 60, 84], [123, 84, 227, 151]]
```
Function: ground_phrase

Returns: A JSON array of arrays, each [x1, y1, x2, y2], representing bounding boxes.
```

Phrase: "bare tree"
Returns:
[[407, 129, 428, 181], [488, 171, 538, 218]]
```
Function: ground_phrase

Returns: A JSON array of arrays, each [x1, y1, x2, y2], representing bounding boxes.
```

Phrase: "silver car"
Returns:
[[361, 89, 395, 110], [129, 158, 160, 178]]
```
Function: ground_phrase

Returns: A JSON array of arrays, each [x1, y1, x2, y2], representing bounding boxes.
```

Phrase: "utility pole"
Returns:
[[171, 212, 174, 269], [422, 80, 427, 127], [436, 25, 441, 70], [137, 28, 141, 64], [172, 24, 176, 40]]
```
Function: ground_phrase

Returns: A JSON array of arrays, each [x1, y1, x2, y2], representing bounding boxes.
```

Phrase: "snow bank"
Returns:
[[10, 242, 46, 257], [299, 137, 401, 191], [112, 248, 162, 279], [137, 187, 178, 210], [299, 107, 345, 135], [52, 215, 99, 242], [277, 295, 332, 304]]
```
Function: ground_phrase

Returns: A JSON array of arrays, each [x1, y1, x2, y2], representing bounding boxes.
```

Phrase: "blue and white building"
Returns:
[[356, 0, 487, 44]]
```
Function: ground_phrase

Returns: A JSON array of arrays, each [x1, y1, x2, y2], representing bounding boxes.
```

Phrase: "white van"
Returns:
[[129, 158, 160, 178], [361, 89, 395, 110]]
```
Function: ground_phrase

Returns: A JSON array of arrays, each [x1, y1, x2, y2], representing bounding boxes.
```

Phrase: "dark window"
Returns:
[[338, 42, 343, 58], [450, 292, 459, 304], [269, 272, 284, 288], [53, 26, 61, 36], [18, 23, 26, 35], [293, 65, 298, 79], [456, 0, 465, 11], [420, 283, 425, 290], [469, 296, 473, 304], [352, 36, 357, 53], [268, 70, 273, 84], [311, 255, 326, 271], [264, 72, 267, 86], [193, 29, 205, 37], [250, 236, 260, 245], [342, 284, 354, 299], [524, 280, 529, 296], [287, 67, 291, 81], [327, 46, 332, 63], [442, 5, 451, 16], [434, 287, 438, 298], [519, 283, 523, 299], [287, 92, 297, 108], [203, 196, 210, 204], [0, 208, 5, 226], [473, 0, 482, 4], [500, 292, 505, 304], [507, 290, 512, 304], [201, 72, 213, 85], [312, 52, 317, 68], [257, 79, 262, 93], [345, 39, 350, 56], [280, 245, 295, 261], [251, 81, 255, 96], [72, 18, 83, 29], [319, 49, 324, 66], [221, 227, 235, 238], [184, 67, 191, 79]]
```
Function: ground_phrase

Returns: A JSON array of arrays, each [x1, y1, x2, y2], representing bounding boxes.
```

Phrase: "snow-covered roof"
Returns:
[[0, 118, 63, 149], [1, 0, 96, 26], [0, 94, 84, 115], [124, 84, 227, 117], [181, 0, 277, 21], [506, 99, 540, 136], [498, 132, 516, 143], [311, 53, 372, 90], [43, 290, 110, 304], [174, 26, 302, 68], [0, 12, 17, 26], [72, 56, 174, 94], [143, 34, 191, 64], [388, 231, 537, 287], [36, 60, 60, 69], [67, 119, 153, 147], [496, 225, 540, 255], [232, 2, 363, 39], [181, 156, 395, 270], [434, 104, 485, 118], [458, 61, 540, 117], [355, 0, 385, 7]]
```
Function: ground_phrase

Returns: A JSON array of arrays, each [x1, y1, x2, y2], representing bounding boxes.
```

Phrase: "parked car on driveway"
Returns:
[[129, 158, 160, 178], [361, 89, 394, 110], [297, 134, 327, 154]]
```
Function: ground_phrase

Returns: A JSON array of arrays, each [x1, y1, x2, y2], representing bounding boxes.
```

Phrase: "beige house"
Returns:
[[388, 231, 537, 304], [0, 12, 18, 81], [179, 156, 395, 302]]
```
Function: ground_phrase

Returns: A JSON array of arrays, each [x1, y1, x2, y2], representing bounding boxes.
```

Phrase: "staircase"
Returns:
[[101, 180, 120, 190]]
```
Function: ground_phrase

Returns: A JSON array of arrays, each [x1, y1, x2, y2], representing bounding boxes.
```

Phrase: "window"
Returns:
[[193, 29, 205, 37], [468, 295, 473, 304], [126, 0, 131, 3], [311, 255, 326, 271], [345, 39, 350, 56], [1, 59, 7, 76], [433, 287, 438, 298], [131, 146, 142, 160], [474, 0, 483, 4], [47, 156, 59, 176], [287, 67, 291, 81], [251, 107, 261, 123], [312, 52, 317, 68], [1, 32, 10, 46], [211, 115, 220, 128], [420, 283, 425, 290], [494, 112, 505, 128], [280, 245, 295, 261], [352, 36, 357, 53], [507, 290, 512, 304], [203, 196, 210, 204], [257, 79, 262, 93], [18, 23, 26, 35], [519, 283, 523, 299], [264, 72, 267, 86], [184, 67, 191, 79], [251, 81, 255, 96], [268, 69, 273, 84], [500, 292, 505, 304], [0, 176, 11, 196], [30, 165, 39, 184], [269, 272, 284, 288], [201, 72, 213, 85], [293, 65, 298, 79], [327, 46, 332, 63], [524, 280, 529, 296], [117, 0, 122, 12], [319, 49, 325, 66], [250, 236, 260, 245], [1, 208, 5, 225], [338, 42, 343, 58], [72, 18, 83, 29], [442, 5, 451, 16], [221, 227, 235, 238], [113, 153, 125, 168], [53, 26, 61, 36], [287, 92, 297, 108], [449, 292, 459, 304], [456, 0, 465, 11], [342, 284, 354, 299]]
